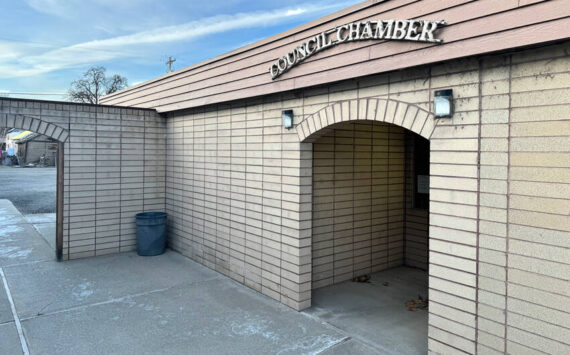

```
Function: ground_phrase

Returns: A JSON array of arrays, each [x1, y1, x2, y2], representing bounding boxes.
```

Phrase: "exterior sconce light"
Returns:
[[434, 89, 453, 118], [282, 109, 294, 129]]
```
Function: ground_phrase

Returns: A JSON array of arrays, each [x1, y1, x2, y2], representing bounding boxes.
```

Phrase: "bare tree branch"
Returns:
[[106, 74, 128, 95], [67, 66, 128, 104]]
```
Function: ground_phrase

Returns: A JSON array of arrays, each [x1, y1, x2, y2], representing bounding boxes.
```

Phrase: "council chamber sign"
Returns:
[[269, 20, 446, 80]]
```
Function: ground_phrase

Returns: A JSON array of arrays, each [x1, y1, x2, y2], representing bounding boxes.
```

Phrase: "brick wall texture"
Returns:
[[311, 121, 414, 289], [0, 101, 166, 259], [164, 41, 570, 354], [1, 40, 568, 354]]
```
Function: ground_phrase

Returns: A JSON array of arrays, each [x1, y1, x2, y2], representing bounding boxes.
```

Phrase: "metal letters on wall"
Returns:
[[269, 20, 446, 80]]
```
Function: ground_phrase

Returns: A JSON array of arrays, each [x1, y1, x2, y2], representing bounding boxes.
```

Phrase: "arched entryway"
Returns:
[[297, 98, 436, 353], [1, 114, 68, 261]]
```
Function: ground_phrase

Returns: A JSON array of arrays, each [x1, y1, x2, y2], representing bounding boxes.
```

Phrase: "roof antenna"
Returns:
[[166, 56, 176, 73]]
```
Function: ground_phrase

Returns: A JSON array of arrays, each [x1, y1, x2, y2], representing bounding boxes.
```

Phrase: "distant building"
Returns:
[[2, 129, 57, 166]]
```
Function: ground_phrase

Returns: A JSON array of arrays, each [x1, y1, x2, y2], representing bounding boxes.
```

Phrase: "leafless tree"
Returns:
[[67, 66, 128, 104]]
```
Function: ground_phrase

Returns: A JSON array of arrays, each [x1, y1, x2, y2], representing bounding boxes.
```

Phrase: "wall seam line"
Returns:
[[504, 53, 513, 354], [94, 108, 98, 255], [475, 57, 483, 353], [67, 108, 71, 258], [119, 110, 123, 251]]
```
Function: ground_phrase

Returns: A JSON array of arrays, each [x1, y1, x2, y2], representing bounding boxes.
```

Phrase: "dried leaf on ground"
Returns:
[[352, 274, 371, 283], [406, 295, 428, 311]]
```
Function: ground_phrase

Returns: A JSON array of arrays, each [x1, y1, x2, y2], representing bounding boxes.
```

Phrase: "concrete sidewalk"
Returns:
[[24, 213, 56, 250], [308, 267, 428, 354], [0, 200, 54, 266], [0, 199, 379, 354]]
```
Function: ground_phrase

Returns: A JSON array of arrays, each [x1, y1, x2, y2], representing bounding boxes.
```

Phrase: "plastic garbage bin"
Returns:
[[135, 212, 167, 256]]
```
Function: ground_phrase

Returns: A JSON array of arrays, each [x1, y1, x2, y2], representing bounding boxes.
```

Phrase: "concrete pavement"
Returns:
[[24, 213, 56, 250], [308, 267, 428, 354], [0, 199, 427, 354], [0, 200, 54, 266], [0, 199, 362, 354]]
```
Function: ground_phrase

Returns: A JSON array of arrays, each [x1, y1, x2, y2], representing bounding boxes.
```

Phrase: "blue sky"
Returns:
[[0, 0, 361, 101]]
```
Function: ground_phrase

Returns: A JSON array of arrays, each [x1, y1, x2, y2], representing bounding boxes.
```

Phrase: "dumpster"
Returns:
[[135, 212, 167, 256]]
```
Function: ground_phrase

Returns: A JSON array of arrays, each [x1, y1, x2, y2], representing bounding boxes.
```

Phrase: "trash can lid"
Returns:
[[136, 212, 167, 219]]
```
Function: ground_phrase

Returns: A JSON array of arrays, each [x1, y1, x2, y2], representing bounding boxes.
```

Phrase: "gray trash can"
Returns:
[[135, 212, 167, 256]]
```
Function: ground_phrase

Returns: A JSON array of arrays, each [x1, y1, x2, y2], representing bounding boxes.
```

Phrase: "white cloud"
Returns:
[[0, 41, 52, 61], [1, 1, 353, 79], [24, 0, 79, 17], [24, 0, 141, 17]]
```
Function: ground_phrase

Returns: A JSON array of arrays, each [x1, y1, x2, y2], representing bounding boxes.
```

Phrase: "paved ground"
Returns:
[[24, 214, 56, 250], [308, 268, 428, 354], [0, 199, 427, 354], [0, 166, 56, 214]]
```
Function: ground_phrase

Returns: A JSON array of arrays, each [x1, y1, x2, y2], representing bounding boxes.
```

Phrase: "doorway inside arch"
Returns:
[[306, 120, 429, 354], [0, 127, 63, 263]]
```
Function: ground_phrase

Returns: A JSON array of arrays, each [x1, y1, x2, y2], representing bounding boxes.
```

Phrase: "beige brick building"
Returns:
[[1, 1, 568, 353]]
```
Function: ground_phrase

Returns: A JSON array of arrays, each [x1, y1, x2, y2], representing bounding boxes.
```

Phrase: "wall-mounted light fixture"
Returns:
[[434, 89, 453, 118], [282, 109, 294, 129]]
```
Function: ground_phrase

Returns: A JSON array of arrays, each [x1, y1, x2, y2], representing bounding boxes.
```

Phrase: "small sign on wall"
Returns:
[[417, 175, 429, 194]]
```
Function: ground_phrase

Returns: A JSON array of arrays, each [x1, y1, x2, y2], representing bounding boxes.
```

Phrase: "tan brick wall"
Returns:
[[1, 41, 568, 355], [311, 121, 407, 289], [162, 41, 569, 353], [165, 97, 312, 310], [0, 100, 166, 260], [477, 44, 570, 355]]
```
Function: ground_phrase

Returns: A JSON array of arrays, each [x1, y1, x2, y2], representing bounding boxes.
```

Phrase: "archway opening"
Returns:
[[306, 120, 429, 354], [0, 126, 64, 262]]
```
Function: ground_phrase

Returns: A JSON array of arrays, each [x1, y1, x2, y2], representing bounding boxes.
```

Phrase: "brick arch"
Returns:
[[296, 98, 435, 142], [1, 113, 69, 142]]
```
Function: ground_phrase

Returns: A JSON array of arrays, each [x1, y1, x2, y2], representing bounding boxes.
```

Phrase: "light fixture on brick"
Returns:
[[434, 89, 453, 118], [282, 109, 294, 129]]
